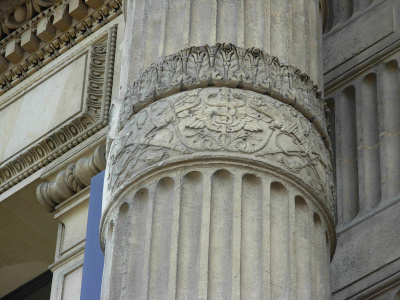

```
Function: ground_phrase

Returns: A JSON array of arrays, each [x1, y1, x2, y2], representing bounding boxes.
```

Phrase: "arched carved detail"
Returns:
[[107, 88, 335, 219], [119, 43, 331, 151]]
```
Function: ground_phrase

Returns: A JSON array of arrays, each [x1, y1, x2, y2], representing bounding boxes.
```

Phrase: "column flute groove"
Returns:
[[102, 1, 335, 298]]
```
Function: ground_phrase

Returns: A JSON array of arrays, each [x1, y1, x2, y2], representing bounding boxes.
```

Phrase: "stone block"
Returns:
[[53, 6, 73, 31], [37, 17, 56, 42], [69, 0, 88, 21], [5, 39, 24, 64], [0, 55, 9, 73], [85, 0, 104, 9], [21, 29, 41, 53]]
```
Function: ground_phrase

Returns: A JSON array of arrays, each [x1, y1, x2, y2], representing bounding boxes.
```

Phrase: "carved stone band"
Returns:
[[121, 43, 331, 153], [107, 88, 335, 221]]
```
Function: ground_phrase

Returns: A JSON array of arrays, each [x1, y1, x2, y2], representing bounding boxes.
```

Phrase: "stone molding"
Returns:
[[0, 25, 116, 194], [107, 88, 335, 220], [120, 43, 331, 152], [36, 144, 106, 212], [0, 0, 122, 94]]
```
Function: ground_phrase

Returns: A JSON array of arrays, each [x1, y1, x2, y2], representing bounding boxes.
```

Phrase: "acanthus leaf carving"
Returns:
[[119, 43, 331, 154]]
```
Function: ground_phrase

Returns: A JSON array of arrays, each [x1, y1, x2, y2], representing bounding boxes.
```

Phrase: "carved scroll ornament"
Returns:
[[37, 144, 106, 212], [107, 88, 335, 219], [120, 43, 331, 153]]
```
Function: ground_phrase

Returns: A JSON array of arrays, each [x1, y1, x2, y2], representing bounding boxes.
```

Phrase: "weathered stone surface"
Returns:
[[118, 43, 330, 151], [101, 0, 335, 298], [37, 145, 106, 212], [102, 87, 335, 298], [106, 88, 335, 220]]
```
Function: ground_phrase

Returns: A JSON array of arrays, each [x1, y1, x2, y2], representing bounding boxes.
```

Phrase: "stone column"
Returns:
[[102, 1, 335, 299]]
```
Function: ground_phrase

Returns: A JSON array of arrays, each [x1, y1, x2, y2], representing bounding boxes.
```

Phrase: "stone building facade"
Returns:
[[0, 0, 398, 299]]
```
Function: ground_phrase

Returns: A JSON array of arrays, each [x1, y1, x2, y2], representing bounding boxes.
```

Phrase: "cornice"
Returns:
[[0, 0, 122, 94], [0, 25, 116, 195], [36, 144, 106, 212]]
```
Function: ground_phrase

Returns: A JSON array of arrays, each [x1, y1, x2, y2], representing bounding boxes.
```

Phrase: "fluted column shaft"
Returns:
[[103, 1, 335, 299]]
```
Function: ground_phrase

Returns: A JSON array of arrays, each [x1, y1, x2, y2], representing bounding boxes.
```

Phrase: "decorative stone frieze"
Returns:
[[0, 25, 116, 195], [101, 86, 336, 299], [36, 144, 106, 212], [120, 43, 331, 153], [0, 0, 122, 94], [108, 87, 335, 219]]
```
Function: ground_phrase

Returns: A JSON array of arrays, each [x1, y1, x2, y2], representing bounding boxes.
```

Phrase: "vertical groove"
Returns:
[[231, 173, 242, 299], [311, 213, 326, 299], [270, 182, 290, 299], [357, 74, 381, 212], [295, 196, 312, 299], [143, 0, 166, 68], [164, 0, 187, 57], [208, 170, 234, 299], [125, 189, 149, 299], [181, 0, 191, 48], [198, 172, 212, 299], [216, 0, 238, 45], [339, 86, 359, 223], [189, 0, 214, 46], [101, 221, 114, 300], [325, 235, 331, 300], [176, 172, 203, 300], [237, 0, 245, 49], [263, 0, 271, 53], [109, 203, 129, 299], [308, 0, 320, 85], [168, 176, 181, 300], [262, 179, 271, 300], [148, 177, 175, 300], [270, 0, 290, 64], [292, 0, 307, 73], [158, 0, 168, 58], [289, 191, 297, 300], [379, 61, 400, 201], [243, 0, 264, 49], [241, 174, 263, 299]]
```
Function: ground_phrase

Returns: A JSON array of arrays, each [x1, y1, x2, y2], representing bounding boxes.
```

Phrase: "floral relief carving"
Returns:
[[120, 43, 331, 153], [174, 88, 275, 152], [108, 88, 335, 217]]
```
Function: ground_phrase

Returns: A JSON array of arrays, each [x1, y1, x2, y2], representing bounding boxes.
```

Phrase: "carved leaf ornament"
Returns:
[[108, 87, 335, 216]]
